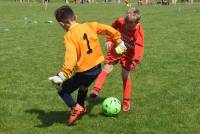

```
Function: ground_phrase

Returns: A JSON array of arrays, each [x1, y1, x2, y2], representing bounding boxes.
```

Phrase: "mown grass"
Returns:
[[0, 1, 200, 134]]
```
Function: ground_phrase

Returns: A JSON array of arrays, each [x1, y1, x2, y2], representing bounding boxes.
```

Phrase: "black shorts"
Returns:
[[61, 64, 101, 93]]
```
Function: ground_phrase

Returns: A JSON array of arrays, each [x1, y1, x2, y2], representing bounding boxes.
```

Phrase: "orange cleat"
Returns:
[[122, 99, 130, 112], [67, 104, 86, 126]]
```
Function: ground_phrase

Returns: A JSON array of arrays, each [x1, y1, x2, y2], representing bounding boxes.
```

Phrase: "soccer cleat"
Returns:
[[89, 87, 100, 98], [67, 104, 86, 126], [122, 99, 130, 112]]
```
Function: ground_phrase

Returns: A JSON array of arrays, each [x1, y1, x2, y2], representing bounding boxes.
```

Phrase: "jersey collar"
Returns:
[[69, 23, 79, 30]]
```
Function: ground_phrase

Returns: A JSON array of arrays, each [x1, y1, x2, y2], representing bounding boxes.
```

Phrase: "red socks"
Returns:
[[93, 70, 109, 92], [123, 77, 132, 100], [93, 70, 132, 101]]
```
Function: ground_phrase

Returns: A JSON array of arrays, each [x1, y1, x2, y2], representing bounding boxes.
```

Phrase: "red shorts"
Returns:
[[105, 42, 136, 71]]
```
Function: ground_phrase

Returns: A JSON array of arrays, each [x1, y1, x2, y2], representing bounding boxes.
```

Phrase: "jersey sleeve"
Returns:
[[106, 19, 121, 42], [111, 19, 121, 29], [88, 22, 122, 44], [134, 24, 144, 63], [61, 35, 77, 77]]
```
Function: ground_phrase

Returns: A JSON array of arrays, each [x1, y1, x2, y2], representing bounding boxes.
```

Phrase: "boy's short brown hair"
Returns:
[[125, 8, 141, 24], [55, 5, 74, 22]]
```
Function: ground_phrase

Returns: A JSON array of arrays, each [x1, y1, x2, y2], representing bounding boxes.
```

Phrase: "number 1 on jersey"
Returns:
[[83, 33, 93, 54]]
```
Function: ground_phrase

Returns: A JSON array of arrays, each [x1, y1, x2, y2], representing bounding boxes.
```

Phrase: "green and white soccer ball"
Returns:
[[102, 97, 121, 116]]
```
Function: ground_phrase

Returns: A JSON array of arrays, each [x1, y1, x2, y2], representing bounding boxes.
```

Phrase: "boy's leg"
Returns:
[[77, 86, 88, 108], [58, 90, 76, 108], [58, 74, 86, 126], [59, 72, 98, 108], [90, 64, 114, 97], [78, 73, 100, 105], [68, 73, 99, 125], [56, 74, 85, 125], [121, 67, 131, 112], [121, 56, 136, 112], [90, 41, 119, 97], [58, 74, 84, 108], [68, 64, 101, 125]]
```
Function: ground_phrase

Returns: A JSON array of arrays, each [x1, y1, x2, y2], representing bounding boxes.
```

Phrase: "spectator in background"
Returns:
[[138, 0, 144, 5]]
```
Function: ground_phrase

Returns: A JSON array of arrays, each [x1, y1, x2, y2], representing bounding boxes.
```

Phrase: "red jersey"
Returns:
[[106, 18, 144, 62]]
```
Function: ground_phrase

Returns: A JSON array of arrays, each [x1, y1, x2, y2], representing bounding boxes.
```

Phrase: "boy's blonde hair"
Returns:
[[125, 8, 141, 24]]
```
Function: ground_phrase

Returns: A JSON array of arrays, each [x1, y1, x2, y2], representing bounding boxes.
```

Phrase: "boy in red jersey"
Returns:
[[90, 8, 144, 112]]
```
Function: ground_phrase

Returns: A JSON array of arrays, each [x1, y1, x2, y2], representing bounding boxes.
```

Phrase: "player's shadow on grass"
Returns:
[[25, 109, 70, 128], [86, 96, 106, 117], [25, 97, 105, 127]]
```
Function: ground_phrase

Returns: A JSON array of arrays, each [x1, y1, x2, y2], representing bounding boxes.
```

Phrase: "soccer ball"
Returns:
[[102, 97, 121, 116]]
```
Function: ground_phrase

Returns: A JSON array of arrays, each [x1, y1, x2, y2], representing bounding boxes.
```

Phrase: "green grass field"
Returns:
[[0, 1, 200, 134]]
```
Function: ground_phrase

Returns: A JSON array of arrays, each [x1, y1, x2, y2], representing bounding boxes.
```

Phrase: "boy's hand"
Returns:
[[48, 72, 66, 84], [115, 41, 127, 54]]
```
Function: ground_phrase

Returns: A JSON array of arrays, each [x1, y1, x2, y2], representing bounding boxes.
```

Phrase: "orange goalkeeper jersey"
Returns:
[[62, 22, 122, 77]]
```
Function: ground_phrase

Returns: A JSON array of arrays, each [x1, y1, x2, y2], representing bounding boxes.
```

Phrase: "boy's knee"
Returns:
[[104, 64, 114, 73], [121, 69, 130, 80], [122, 75, 130, 81]]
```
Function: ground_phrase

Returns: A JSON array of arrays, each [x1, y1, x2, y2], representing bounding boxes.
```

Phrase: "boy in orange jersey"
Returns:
[[48, 5, 126, 126], [90, 8, 144, 112]]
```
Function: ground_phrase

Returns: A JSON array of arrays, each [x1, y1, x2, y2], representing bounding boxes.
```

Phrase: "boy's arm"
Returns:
[[61, 36, 77, 77], [48, 36, 77, 84], [111, 19, 121, 29], [88, 22, 126, 54], [88, 22, 122, 44], [134, 25, 144, 64], [106, 19, 120, 42]]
